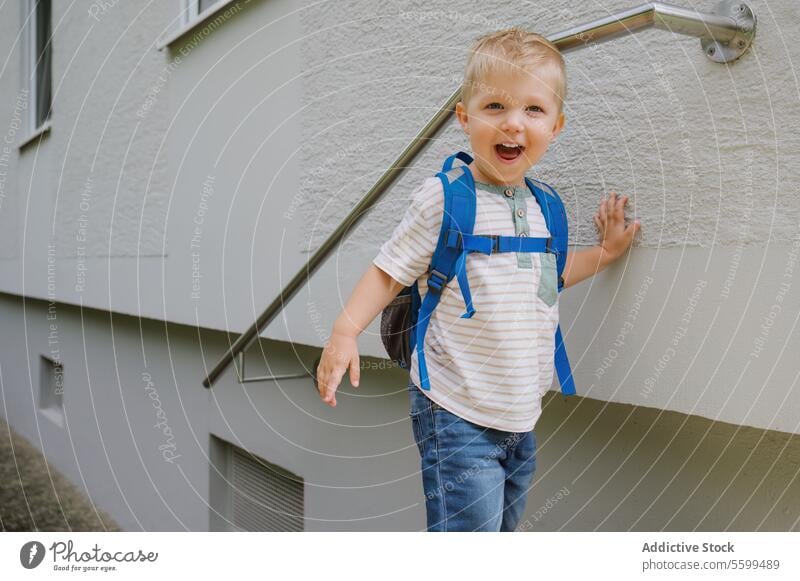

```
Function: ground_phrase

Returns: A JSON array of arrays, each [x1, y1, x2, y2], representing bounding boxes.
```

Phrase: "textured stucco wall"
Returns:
[[297, 0, 800, 249], [286, 0, 800, 433]]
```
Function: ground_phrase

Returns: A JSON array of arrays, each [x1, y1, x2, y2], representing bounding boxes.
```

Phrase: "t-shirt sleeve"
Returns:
[[373, 176, 444, 287]]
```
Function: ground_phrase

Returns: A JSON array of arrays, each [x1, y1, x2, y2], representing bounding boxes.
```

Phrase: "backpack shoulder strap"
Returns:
[[442, 151, 474, 173], [525, 177, 576, 398], [525, 177, 569, 292], [430, 158, 476, 283], [414, 154, 477, 390]]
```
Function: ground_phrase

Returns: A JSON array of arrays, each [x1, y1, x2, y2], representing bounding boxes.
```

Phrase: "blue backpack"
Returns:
[[379, 151, 576, 398]]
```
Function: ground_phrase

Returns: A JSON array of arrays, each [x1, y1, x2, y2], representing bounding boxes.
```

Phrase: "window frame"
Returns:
[[181, 0, 224, 26], [158, 0, 240, 51], [19, 0, 53, 148], [181, 0, 200, 25]]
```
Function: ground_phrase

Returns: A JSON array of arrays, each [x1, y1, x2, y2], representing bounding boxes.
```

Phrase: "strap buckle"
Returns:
[[488, 235, 500, 254], [447, 230, 464, 250], [427, 268, 447, 294]]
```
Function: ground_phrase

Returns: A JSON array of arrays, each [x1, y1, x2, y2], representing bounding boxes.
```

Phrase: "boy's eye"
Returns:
[[485, 103, 542, 113]]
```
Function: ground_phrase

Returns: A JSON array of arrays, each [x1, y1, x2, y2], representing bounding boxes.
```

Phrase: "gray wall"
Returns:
[[2, 292, 797, 530], [0, 0, 798, 530]]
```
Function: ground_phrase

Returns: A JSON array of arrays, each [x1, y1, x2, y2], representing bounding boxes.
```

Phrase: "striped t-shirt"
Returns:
[[373, 171, 561, 432]]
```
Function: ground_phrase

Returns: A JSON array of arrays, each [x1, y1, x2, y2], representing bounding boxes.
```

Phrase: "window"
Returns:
[[23, 0, 53, 134], [182, 0, 222, 25], [159, 0, 241, 50], [39, 355, 64, 427]]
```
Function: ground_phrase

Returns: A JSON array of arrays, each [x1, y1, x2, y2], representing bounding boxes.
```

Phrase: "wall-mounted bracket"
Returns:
[[701, 1, 756, 63], [233, 351, 311, 384]]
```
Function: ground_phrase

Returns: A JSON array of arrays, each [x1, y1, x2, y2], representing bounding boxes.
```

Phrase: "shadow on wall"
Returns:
[[530, 392, 800, 532]]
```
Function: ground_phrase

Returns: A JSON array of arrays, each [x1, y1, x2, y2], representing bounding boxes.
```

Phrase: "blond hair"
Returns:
[[461, 27, 567, 114]]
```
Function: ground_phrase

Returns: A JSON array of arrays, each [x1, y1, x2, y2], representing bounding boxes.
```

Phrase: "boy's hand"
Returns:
[[316, 331, 360, 408], [594, 191, 641, 261]]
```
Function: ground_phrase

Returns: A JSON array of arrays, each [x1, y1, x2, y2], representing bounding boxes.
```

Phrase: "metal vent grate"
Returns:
[[229, 445, 304, 531]]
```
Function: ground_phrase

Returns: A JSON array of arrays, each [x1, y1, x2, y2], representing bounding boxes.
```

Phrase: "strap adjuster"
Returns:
[[487, 235, 500, 254], [427, 269, 447, 293], [446, 230, 464, 250]]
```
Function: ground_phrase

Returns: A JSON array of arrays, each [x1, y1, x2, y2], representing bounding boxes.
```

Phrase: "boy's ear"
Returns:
[[550, 111, 565, 141], [455, 101, 469, 135]]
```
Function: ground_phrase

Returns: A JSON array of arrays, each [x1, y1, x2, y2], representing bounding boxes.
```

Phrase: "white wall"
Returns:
[[0, 0, 306, 331]]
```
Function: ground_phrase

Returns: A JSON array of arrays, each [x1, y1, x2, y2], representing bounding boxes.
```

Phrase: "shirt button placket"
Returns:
[[513, 188, 532, 269]]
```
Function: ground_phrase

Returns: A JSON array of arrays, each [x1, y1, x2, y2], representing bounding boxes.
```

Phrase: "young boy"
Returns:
[[316, 28, 641, 531]]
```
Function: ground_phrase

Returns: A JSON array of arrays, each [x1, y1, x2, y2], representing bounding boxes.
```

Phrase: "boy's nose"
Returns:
[[500, 111, 524, 133]]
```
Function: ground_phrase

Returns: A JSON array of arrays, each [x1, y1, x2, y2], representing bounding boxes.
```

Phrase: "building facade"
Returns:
[[0, 0, 798, 531]]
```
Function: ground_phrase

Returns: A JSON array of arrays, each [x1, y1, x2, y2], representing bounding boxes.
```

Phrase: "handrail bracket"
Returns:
[[233, 352, 310, 384], [700, 1, 756, 63]]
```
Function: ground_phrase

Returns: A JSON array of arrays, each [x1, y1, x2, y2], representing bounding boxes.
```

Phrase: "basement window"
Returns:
[[39, 355, 64, 427]]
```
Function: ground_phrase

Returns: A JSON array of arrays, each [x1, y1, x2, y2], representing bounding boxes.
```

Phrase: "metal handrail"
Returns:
[[202, 1, 755, 388]]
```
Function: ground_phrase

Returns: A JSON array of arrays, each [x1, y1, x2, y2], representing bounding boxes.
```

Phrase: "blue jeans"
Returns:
[[407, 381, 537, 531]]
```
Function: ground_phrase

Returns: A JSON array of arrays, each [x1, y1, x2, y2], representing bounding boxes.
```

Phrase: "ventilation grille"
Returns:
[[229, 445, 304, 531]]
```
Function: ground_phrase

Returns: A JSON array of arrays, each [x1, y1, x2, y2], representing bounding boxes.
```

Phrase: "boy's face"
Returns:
[[455, 67, 565, 187]]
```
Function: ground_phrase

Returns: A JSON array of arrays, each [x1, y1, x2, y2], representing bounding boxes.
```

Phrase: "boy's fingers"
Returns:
[[316, 372, 324, 396], [323, 383, 338, 405], [625, 221, 640, 240], [350, 355, 360, 388], [322, 386, 337, 407], [318, 365, 336, 396], [316, 364, 326, 394], [325, 370, 343, 396], [607, 200, 620, 224], [613, 196, 627, 221]]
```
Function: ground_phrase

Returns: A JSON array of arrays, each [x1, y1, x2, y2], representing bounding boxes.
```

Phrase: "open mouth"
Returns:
[[495, 143, 525, 161]]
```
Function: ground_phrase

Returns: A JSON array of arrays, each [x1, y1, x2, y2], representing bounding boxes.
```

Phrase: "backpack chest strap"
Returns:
[[434, 228, 557, 324], [445, 230, 553, 255]]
